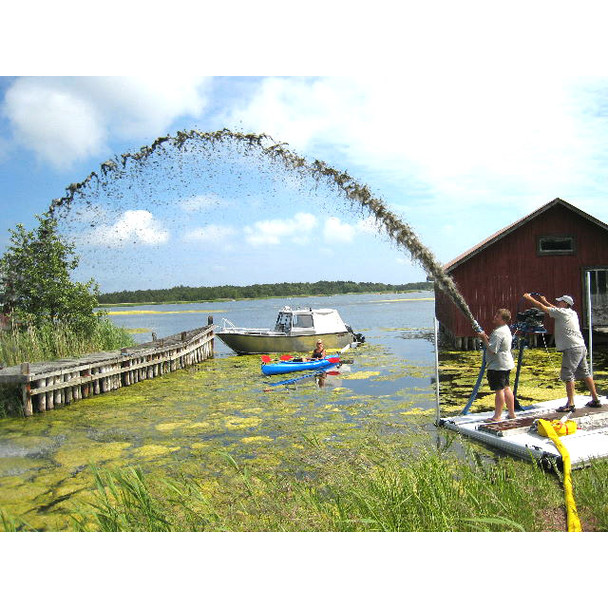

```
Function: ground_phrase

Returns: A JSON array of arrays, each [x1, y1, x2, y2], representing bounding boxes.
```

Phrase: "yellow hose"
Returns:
[[536, 419, 582, 532]]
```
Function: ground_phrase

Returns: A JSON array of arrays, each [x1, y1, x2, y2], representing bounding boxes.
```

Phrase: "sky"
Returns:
[[2, 3, 608, 295]]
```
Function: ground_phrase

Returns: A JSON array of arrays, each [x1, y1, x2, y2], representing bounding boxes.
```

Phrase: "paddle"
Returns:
[[261, 354, 294, 364]]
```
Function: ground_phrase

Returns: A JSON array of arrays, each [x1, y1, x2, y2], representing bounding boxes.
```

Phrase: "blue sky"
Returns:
[[2, 4, 608, 294]]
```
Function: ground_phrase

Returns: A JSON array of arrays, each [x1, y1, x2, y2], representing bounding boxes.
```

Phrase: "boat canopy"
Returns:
[[274, 307, 349, 334]]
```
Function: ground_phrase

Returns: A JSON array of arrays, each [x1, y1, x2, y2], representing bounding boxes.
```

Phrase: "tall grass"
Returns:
[[0, 316, 135, 368], [66, 444, 573, 532]]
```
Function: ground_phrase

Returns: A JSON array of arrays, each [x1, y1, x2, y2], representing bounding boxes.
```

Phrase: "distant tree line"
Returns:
[[97, 281, 434, 304]]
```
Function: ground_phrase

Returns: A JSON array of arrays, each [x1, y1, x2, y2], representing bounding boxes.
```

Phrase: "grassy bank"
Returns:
[[10, 440, 605, 532]]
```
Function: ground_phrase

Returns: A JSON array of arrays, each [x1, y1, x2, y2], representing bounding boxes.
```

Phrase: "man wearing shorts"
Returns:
[[523, 292, 601, 412], [476, 308, 516, 422]]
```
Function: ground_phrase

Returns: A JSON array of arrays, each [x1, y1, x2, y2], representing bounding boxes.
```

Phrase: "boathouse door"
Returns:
[[585, 267, 608, 328]]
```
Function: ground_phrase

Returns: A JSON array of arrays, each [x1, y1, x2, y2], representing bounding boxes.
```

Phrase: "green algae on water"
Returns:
[[0, 346, 438, 530]]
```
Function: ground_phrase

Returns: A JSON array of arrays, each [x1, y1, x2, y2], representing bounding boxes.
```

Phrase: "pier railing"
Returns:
[[0, 324, 215, 417]]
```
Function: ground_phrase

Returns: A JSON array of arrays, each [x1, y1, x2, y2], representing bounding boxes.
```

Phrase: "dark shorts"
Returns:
[[487, 369, 511, 391]]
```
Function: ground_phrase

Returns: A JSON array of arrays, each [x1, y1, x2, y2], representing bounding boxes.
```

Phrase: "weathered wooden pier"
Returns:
[[0, 324, 215, 417]]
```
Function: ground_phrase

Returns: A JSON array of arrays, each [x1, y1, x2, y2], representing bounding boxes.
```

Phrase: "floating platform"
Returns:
[[439, 395, 608, 469]]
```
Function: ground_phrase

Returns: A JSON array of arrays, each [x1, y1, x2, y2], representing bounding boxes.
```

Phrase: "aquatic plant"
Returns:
[[72, 465, 173, 532]]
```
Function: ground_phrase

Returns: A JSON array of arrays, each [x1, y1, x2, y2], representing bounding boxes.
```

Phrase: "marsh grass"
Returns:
[[71, 465, 173, 532], [0, 317, 135, 368], [0, 509, 37, 532], [570, 459, 608, 530], [66, 441, 568, 532]]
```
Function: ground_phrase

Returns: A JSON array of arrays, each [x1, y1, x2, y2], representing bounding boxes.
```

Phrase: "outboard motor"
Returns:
[[346, 325, 365, 344]]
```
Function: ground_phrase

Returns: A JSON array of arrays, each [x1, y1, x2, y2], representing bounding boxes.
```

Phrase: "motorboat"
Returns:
[[215, 306, 363, 355]]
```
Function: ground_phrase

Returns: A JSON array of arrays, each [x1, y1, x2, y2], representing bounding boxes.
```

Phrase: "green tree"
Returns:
[[0, 213, 100, 330]]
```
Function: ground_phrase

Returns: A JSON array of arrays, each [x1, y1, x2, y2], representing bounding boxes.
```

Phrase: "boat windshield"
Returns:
[[274, 312, 292, 332]]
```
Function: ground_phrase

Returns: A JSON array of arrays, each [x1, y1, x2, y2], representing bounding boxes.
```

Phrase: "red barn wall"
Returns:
[[435, 205, 608, 339]]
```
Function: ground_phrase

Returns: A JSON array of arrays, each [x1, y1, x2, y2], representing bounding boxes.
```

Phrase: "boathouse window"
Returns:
[[537, 235, 575, 256]]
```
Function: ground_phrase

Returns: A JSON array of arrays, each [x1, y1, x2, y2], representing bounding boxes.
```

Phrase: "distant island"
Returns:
[[97, 280, 434, 305]]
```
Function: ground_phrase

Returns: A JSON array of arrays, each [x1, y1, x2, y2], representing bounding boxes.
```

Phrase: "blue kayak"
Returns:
[[261, 355, 340, 376]]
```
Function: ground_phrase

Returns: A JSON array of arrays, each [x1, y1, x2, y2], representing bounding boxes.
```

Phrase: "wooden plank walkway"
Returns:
[[478, 404, 608, 436], [0, 324, 215, 417]]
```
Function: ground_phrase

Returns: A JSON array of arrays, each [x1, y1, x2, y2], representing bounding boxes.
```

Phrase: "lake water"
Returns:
[[105, 291, 437, 360], [0, 291, 458, 530]]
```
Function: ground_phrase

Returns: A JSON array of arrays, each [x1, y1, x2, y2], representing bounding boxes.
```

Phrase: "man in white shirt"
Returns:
[[476, 308, 516, 422], [523, 292, 601, 412]]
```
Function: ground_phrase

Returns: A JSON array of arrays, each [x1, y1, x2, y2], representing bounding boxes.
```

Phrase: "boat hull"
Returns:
[[215, 330, 354, 355], [261, 356, 338, 376]]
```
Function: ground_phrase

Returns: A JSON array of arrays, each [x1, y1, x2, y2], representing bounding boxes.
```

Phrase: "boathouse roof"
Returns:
[[444, 198, 608, 272]]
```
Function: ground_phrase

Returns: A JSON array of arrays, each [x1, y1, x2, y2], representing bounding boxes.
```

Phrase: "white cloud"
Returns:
[[242, 213, 379, 248], [3, 76, 210, 169], [323, 217, 356, 244], [85, 210, 170, 248], [184, 224, 236, 245], [223, 73, 608, 227], [244, 212, 317, 246]]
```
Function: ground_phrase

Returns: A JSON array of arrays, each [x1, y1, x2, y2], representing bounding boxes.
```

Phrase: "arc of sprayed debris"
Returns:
[[47, 128, 476, 327]]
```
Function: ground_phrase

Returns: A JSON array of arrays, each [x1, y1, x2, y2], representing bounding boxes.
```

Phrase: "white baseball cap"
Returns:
[[556, 295, 574, 306]]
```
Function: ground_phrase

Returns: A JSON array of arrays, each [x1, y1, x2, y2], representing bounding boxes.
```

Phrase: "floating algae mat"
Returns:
[[0, 347, 436, 530]]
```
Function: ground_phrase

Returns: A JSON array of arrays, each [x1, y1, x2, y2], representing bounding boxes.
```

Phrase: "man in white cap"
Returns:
[[523, 292, 601, 412]]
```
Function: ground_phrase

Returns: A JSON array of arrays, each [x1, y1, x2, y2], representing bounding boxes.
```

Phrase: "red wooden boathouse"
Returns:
[[435, 198, 608, 349]]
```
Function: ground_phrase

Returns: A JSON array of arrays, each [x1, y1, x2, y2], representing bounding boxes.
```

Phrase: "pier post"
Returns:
[[208, 316, 215, 357], [20, 362, 33, 417], [47, 374, 55, 410], [37, 377, 47, 412], [54, 374, 62, 406]]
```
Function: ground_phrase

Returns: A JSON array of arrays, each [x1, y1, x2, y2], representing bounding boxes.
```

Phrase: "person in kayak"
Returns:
[[476, 308, 516, 423], [310, 340, 326, 359]]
